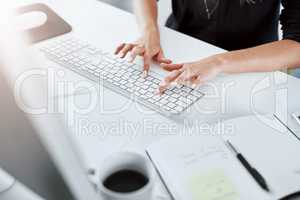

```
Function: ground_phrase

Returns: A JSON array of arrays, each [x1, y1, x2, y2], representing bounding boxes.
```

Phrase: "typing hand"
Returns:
[[158, 57, 222, 94], [115, 30, 171, 77]]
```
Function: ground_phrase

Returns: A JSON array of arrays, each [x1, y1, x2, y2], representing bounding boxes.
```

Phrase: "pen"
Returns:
[[226, 140, 270, 192]]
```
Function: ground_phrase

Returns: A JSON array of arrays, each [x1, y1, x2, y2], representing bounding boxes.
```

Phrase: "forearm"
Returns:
[[217, 40, 300, 73], [134, 0, 159, 34]]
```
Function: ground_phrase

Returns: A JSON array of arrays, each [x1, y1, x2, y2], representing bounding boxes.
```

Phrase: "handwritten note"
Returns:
[[189, 169, 239, 200]]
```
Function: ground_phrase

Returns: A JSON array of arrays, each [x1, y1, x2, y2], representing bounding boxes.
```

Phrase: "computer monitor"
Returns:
[[0, 36, 101, 200], [0, 72, 74, 199]]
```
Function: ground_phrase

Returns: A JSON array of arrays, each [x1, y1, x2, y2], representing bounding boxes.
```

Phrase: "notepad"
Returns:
[[146, 115, 300, 200]]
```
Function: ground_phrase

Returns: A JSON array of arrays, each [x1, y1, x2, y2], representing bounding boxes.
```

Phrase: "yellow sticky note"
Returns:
[[189, 169, 239, 200]]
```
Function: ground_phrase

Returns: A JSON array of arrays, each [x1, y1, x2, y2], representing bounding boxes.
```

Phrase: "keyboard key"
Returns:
[[155, 101, 163, 106], [163, 106, 171, 111], [140, 95, 148, 99], [179, 97, 193, 105], [164, 90, 173, 95], [177, 101, 187, 108], [139, 89, 147, 95], [146, 76, 154, 81], [144, 81, 152, 85], [153, 95, 161, 101], [187, 95, 198, 102], [127, 83, 133, 88], [160, 98, 168, 105], [148, 87, 155, 93], [182, 87, 192, 93], [134, 82, 142, 87], [113, 77, 120, 82], [167, 102, 176, 109], [152, 78, 160, 84], [148, 98, 156, 103], [137, 78, 146, 83], [87, 65, 96, 70], [120, 80, 127, 85], [171, 93, 180, 98], [128, 79, 135, 83], [175, 106, 184, 112], [168, 97, 177, 103], [141, 85, 149, 90], [146, 92, 154, 98], [95, 68, 102, 73], [120, 85, 127, 89], [191, 90, 204, 98], [113, 81, 120, 86]]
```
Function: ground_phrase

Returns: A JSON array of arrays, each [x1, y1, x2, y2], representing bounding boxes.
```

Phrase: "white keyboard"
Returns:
[[40, 37, 204, 116]]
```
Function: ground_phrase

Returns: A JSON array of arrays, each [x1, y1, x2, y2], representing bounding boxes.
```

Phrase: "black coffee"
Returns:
[[103, 169, 148, 193]]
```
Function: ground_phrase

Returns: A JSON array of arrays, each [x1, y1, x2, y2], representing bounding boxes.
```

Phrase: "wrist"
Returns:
[[141, 23, 159, 35], [141, 25, 161, 46], [211, 53, 232, 73]]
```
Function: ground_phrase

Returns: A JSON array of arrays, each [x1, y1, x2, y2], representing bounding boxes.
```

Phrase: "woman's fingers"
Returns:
[[130, 46, 145, 62], [119, 44, 134, 58], [172, 67, 202, 88], [155, 51, 172, 64], [114, 43, 126, 55], [158, 70, 182, 94], [143, 53, 151, 77], [190, 75, 203, 88], [176, 73, 193, 86], [175, 66, 199, 84], [161, 63, 183, 71], [114, 42, 175, 79]]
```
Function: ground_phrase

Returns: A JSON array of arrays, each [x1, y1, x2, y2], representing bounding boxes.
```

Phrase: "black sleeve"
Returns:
[[280, 0, 300, 43]]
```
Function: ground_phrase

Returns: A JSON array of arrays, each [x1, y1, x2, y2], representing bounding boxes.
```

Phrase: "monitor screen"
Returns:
[[0, 71, 74, 200]]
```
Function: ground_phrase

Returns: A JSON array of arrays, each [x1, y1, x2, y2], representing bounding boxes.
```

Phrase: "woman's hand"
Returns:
[[158, 55, 224, 93], [114, 29, 172, 77]]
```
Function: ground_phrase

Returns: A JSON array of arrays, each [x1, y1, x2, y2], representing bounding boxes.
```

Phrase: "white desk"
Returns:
[[8, 0, 300, 199]]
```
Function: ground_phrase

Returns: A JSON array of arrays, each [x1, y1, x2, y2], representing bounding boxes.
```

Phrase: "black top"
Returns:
[[165, 0, 300, 50]]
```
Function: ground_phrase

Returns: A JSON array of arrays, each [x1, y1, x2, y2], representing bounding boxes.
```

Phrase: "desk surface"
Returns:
[[11, 0, 300, 199]]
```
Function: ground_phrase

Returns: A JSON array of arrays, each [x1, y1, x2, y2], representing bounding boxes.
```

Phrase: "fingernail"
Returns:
[[159, 80, 166, 86], [129, 55, 134, 62], [127, 57, 133, 63], [142, 70, 148, 78], [170, 82, 178, 87], [192, 84, 197, 89], [154, 89, 161, 95], [156, 89, 164, 96]]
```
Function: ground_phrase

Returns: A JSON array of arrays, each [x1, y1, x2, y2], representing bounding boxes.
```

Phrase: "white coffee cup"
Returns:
[[98, 152, 155, 200]]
